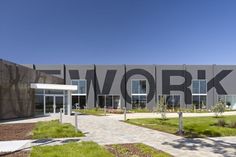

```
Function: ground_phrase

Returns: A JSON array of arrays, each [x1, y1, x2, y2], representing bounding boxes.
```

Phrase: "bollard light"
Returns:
[[124, 107, 127, 121], [178, 112, 184, 135], [60, 108, 63, 123], [75, 112, 78, 132], [104, 105, 107, 116]]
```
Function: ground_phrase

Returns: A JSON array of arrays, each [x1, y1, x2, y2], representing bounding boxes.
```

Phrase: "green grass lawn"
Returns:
[[32, 120, 84, 139], [31, 142, 113, 157], [74, 108, 105, 116], [126, 115, 236, 138]]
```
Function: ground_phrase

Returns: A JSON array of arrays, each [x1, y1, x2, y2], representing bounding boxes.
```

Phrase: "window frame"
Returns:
[[157, 94, 181, 110], [97, 94, 121, 109], [191, 79, 207, 109], [131, 79, 147, 96], [131, 79, 147, 109], [71, 79, 87, 96]]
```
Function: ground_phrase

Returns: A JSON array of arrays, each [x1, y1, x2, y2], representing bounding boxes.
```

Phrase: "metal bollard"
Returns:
[[60, 108, 63, 123], [104, 105, 106, 116], [124, 107, 127, 121], [178, 112, 184, 135], [75, 112, 78, 132]]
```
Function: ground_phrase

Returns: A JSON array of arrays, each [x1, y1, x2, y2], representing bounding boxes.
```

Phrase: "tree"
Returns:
[[158, 96, 167, 120], [212, 100, 225, 117]]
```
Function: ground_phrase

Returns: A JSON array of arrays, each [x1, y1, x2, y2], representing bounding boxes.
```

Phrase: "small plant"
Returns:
[[158, 96, 167, 120], [229, 121, 236, 128], [216, 119, 227, 127], [212, 100, 225, 117]]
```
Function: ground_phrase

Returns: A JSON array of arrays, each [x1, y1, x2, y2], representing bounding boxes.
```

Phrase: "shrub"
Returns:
[[216, 119, 227, 127], [229, 121, 236, 128], [212, 100, 225, 117]]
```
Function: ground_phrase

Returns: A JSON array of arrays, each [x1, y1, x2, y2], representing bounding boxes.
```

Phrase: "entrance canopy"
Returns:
[[30, 83, 77, 91], [31, 83, 77, 115]]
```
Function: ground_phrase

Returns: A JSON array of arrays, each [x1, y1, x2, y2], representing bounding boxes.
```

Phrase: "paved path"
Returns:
[[1, 113, 236, 157], [107, 111, 236, 120], [62, 114, 236, 157]]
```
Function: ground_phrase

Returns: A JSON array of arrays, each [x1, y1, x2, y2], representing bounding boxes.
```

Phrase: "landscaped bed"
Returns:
[[0, 120, 84, 141], [0, 142, 171, 157], [74, 108, 125, 116], [126, 115, 236, 138], [30, 142, 171, 157], [33, 120, 84, 139], [0, 123, 35, 141], [106, 143, 172, 157], [31, 142, 112, 157], [0, 151, 30, 157]]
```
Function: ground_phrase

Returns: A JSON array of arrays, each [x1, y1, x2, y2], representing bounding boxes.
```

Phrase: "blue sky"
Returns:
[[0, 0, 236, 64]]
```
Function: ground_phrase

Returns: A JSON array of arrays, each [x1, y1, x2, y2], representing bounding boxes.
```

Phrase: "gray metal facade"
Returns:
[[25, 64, 236, 110]]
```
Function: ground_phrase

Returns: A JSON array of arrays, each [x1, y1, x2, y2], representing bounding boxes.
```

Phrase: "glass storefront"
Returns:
[[131, 80, 147, 109], [218, 95, 236, 110], [34, 89, 65, 115], [192, 80, 207, 109], [98, 95, 121, 109], [158, 95, 180, 111]]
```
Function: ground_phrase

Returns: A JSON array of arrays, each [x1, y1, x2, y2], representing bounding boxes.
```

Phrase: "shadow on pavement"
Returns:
[[162, 137, 236, 157]]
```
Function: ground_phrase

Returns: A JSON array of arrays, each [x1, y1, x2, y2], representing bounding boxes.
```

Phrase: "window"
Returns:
[[217, 95, 236, 110], [131, 80, 147, 109], [192, 80, 207, 109], [132, 80, 146, 94], [158, 95, 180, 111], [97, 95, 120, 109], [71, 80, 87, 95]]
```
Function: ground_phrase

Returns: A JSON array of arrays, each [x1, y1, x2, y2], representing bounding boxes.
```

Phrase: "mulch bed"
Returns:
[[106, 143, 160, 157], [0, 151, 30, 157], [0, 123, 35, 141]]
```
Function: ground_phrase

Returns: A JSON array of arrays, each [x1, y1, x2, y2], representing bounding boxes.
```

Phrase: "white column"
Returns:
[[67, 90, 72, 115]]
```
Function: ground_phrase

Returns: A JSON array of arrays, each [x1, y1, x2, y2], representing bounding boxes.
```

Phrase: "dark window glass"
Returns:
[[113, 96, 120, 109], [35, 95, 44, 115], [140, 80, 146, 94], [35, 89, 44, 94], [106, 95, 113, 108], [132, 96, 139, 109], [200, 80, 207, 94], [166, 95, 173, 109], [132, 80, 139, 94], [78, 80, 86, 94], [45, 90, 63, 94], [139, 95, 147, 108], [200, 95, 207, 109], [192, 81, 199, 94], [192, 95, 200, 109], [98, 96, 105, 108], [173, 95, 180, 109]]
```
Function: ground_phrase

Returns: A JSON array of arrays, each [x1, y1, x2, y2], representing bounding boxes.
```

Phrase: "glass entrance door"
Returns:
[[55, 96, 64, 113], [45, 96, 54, 114], [45, 95, 64, 114]]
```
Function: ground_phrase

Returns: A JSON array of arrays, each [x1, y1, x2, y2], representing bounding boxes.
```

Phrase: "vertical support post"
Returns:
[[124, 107, 127, 121], [178, 112, 183, 135], [63, 105, 65, 115], [75, 112, 78, 132], [67, 91, 72, 115], [104, 105, 106, 116], [60, 108, 63, 123]]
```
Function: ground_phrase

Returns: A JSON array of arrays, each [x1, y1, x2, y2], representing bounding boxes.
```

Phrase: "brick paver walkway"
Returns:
[[1, 113, 236, 157], [62, 114, 236, 157]]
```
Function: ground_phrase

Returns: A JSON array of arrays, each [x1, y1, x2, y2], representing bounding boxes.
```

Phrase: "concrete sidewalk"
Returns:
[[0, 137, 85, 153]]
